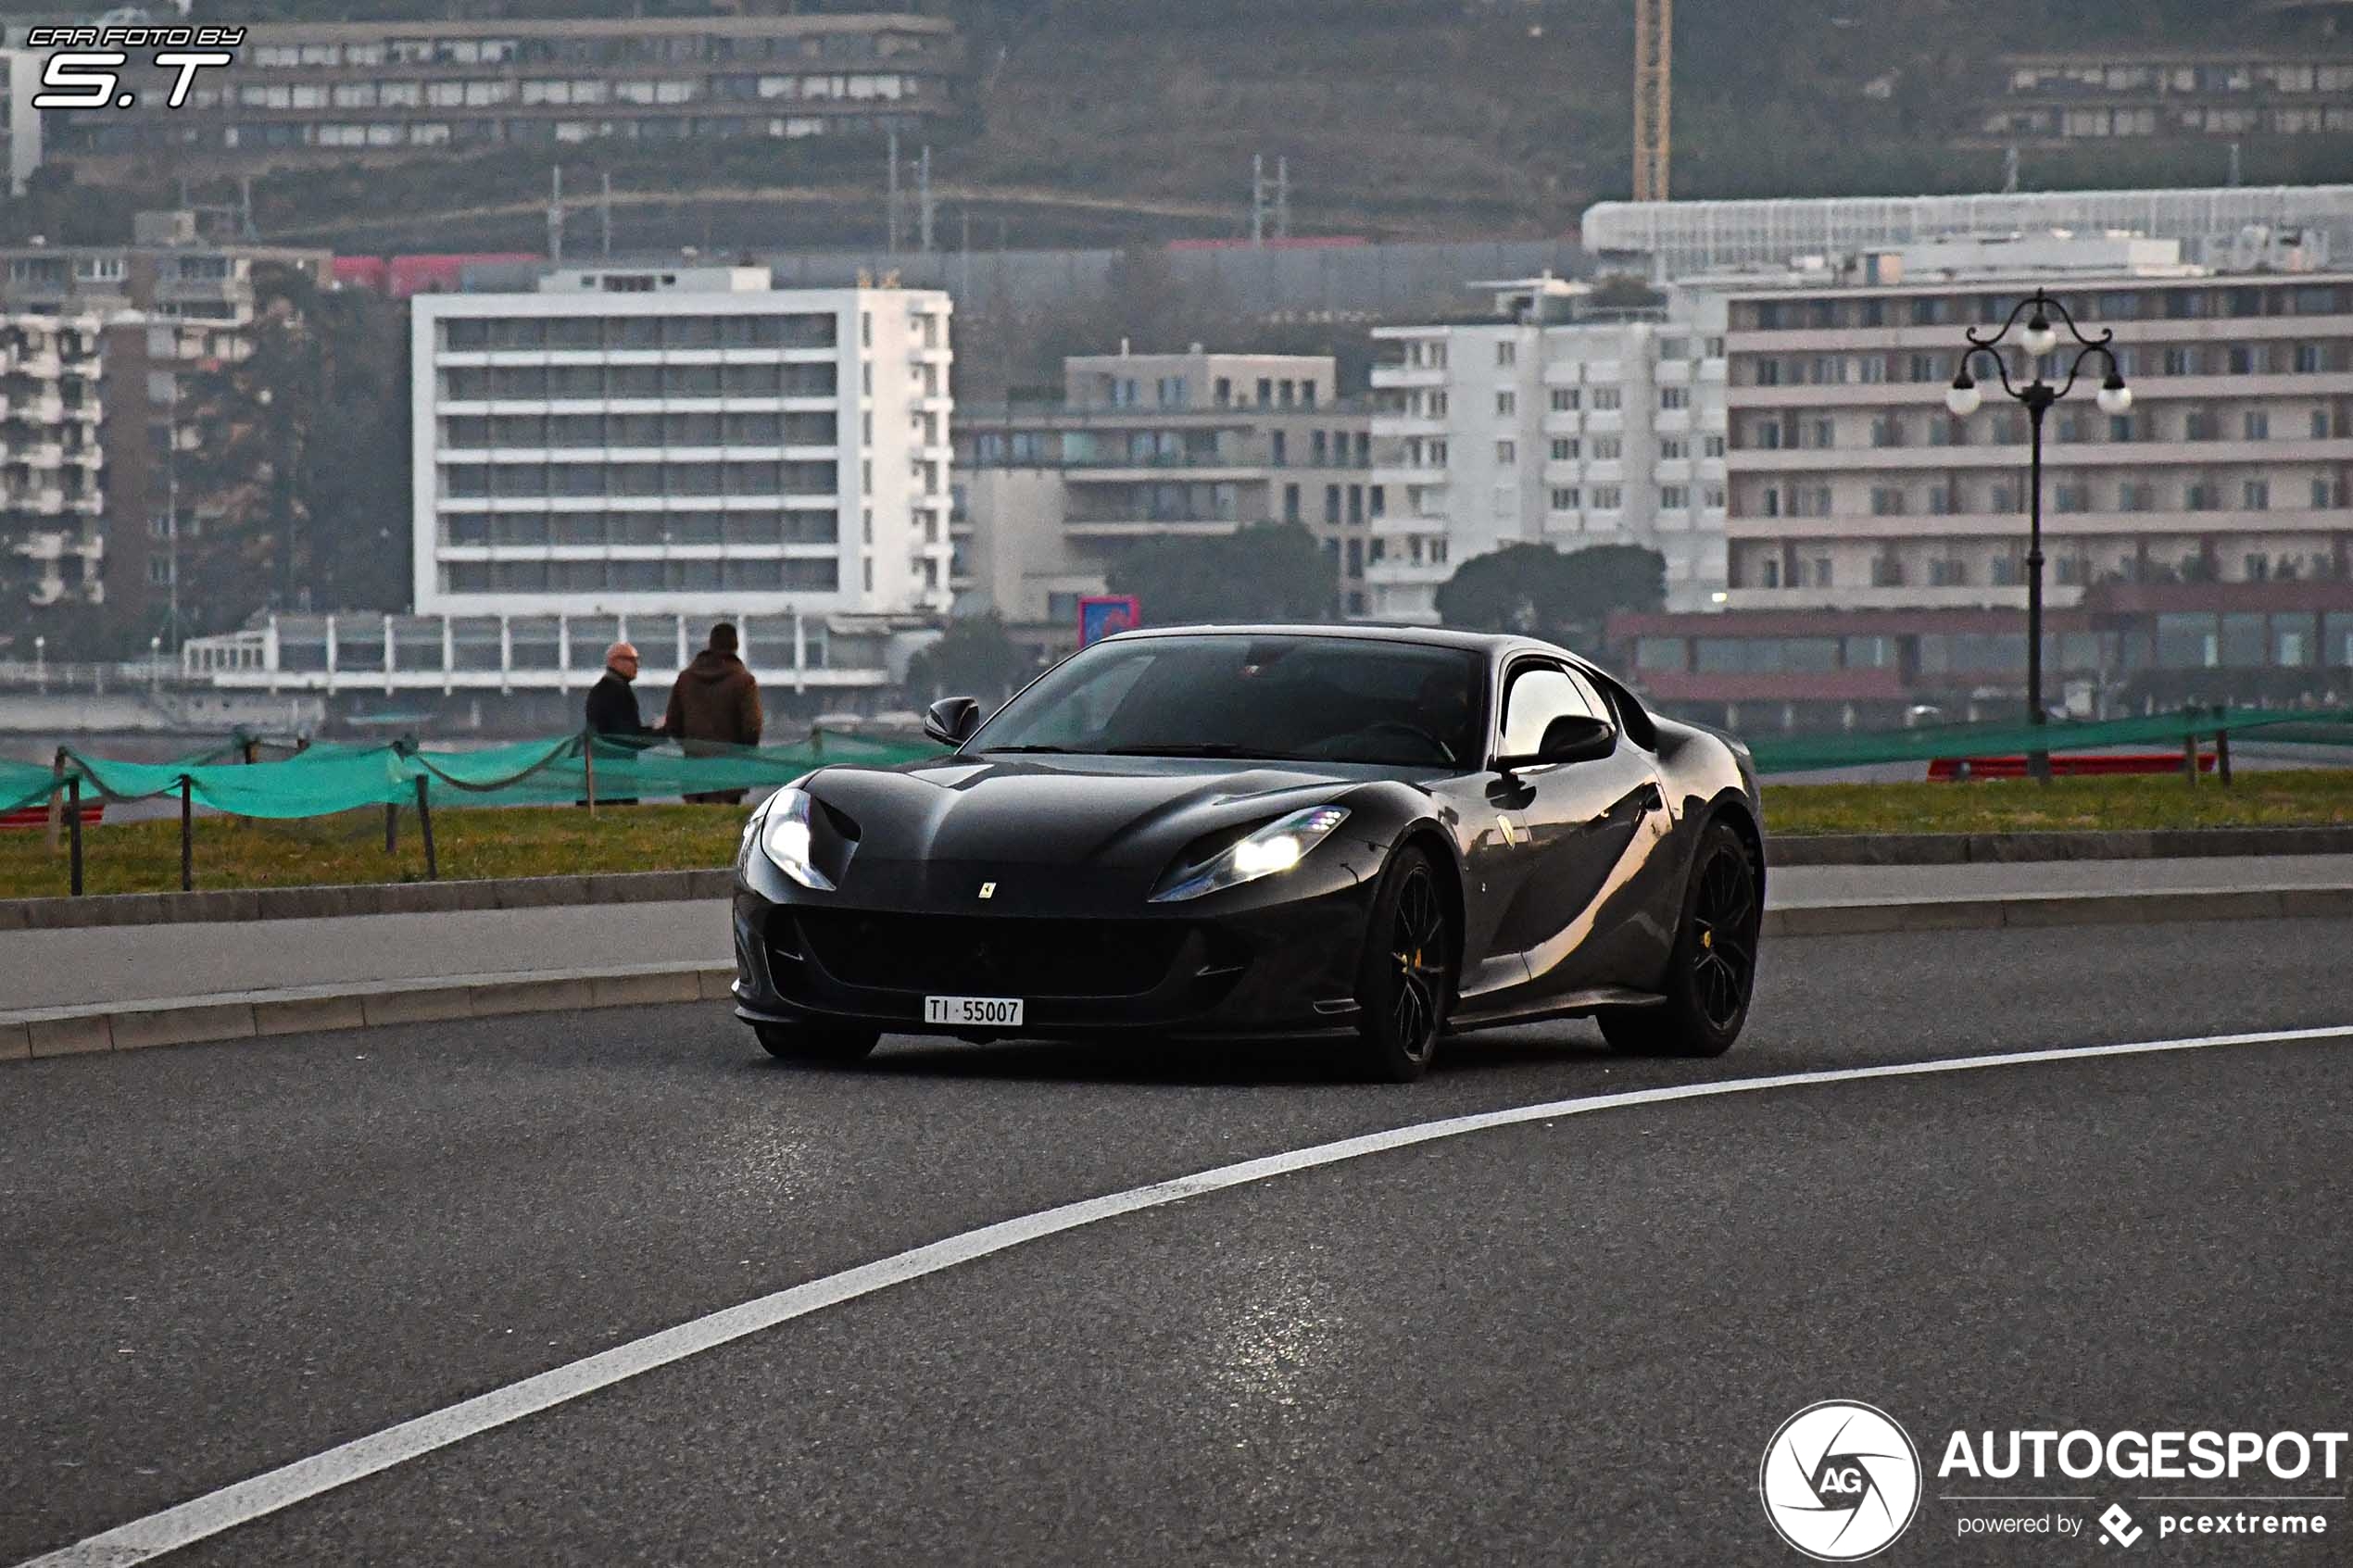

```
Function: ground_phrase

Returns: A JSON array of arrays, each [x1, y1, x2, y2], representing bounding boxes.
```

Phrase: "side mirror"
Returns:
[[923, 696, 982, 747], [1495, 714, 1617, 772]]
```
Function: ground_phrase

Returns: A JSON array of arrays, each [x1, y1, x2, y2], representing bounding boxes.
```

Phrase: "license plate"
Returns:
[[924, 995, 1024, 1028]]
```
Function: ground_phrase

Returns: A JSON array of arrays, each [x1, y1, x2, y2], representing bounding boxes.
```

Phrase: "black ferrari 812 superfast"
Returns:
[[731, 625, 1764, 1081]]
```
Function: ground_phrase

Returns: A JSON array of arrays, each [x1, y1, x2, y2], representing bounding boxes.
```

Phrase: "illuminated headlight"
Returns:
[[751, 786, 835, 891], [1151, 806, 1350, 903]]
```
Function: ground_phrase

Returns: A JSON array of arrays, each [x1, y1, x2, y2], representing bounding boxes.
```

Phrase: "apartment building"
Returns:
[[1365, 276, 1730, 623], [411, 266, 953, 626], [1615, 236, 2353, 729], [1, 314, 107, 608], [0, 213, 333, 636], [954, 350, 1374, 650], [1582, 186, 2353, 281], [47, 14, 963, 171], [1982, 2, 2353, 145]]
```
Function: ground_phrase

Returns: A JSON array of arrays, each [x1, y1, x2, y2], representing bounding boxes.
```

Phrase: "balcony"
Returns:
[[1365, 555, 1452, 585], [1063, 516, 1240, 538], [1723, 583, 2086, 611], [1371, 364, 1448, 389]]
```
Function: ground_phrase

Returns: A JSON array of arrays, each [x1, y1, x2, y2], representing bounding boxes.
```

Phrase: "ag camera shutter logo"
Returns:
[[1759, 1399, 1923, 1561]]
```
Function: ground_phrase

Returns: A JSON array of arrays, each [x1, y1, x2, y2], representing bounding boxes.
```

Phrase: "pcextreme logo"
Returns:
[[1760, 1400, 1924, 1562]]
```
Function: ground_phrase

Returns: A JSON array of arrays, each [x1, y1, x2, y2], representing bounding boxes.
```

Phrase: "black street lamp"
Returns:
[[1945, 289, 2133, 782]]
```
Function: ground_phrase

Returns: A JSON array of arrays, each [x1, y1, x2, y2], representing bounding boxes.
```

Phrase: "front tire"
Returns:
[[753, 1021, 881, 1062], [1352, 844, 1453, 1083], [1598, 819, 1759, 1059]]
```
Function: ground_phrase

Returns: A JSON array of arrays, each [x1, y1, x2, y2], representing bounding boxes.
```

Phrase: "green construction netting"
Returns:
[[0, 731, 938, 820], [1746, 707, 2353, 775]]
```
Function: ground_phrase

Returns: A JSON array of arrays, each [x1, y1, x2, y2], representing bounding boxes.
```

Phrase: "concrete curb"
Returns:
[[6, 886, 2349, 1063], [1769, 824, 2353, 866], [3, 825, 2348, 932], [1763, 884, 2353, 936], [0, 960, 736, 1062], [0, 868, 737, 934]]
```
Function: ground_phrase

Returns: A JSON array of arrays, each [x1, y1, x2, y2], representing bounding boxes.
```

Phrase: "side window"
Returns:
[[1498, 666, 1598, 758]]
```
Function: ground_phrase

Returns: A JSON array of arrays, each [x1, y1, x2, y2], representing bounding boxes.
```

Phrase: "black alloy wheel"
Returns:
[[1354, 844, 1453, 1083], [1599, 819, 1759, 1059]]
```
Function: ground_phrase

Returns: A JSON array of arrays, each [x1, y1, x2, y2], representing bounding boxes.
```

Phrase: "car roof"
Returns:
[[1100, 622, 1571, 661]]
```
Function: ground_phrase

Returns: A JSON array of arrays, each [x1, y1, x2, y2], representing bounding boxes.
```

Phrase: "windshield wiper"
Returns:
[[976, 744, 1078, 754]]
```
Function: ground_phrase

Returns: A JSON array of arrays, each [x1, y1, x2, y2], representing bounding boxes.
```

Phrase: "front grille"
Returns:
[[785, 909, 1194, 998]]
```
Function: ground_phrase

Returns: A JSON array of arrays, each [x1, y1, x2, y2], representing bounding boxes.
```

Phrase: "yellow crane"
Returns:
[[1632, 0, 1672, 202]]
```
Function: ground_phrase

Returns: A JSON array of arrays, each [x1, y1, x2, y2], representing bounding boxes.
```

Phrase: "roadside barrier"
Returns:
[[1745, 705, 2353, 776], [0, 729, 936, 895]]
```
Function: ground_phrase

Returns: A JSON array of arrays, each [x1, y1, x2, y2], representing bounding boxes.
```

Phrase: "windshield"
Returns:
[[966, 634, 1485, 768]]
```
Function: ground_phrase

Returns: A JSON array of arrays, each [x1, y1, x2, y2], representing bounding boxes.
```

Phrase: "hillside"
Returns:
[[25, 1, 2342, 256]]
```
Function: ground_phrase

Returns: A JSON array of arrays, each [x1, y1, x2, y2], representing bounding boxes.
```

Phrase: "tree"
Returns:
[[1435, 543, 1666, 650], [176, 261, 409, 633], [1106, 521, 1338, 625], [904, 611, 1028, 703]]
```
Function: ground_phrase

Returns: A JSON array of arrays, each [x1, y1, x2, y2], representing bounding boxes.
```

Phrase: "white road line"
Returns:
[[22, 1022, 2353, 1568]]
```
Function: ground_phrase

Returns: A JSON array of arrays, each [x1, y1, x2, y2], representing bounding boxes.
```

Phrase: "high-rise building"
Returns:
[[0, 214, 333, 637], [0, 51, 42, 197], [1613, 236, 2353, 729], [1365, 276, 1730, 623], [412, 267, 951, 621]]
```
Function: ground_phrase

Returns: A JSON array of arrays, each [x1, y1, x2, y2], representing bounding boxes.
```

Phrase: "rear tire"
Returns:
[[1597, 819, 1758, 1059], [1351, 844, 1453, 1083], [753, 1021, 881, 1062]]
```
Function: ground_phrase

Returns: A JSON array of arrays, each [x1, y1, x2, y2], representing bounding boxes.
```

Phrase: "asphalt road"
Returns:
[[8, 855, 2353, 1010], [5, 918, 2350, 1566]]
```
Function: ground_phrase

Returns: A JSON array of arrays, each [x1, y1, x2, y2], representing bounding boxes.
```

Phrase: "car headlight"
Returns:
[[1151, 805, 1350, 903], [751, 786, 836, 891]]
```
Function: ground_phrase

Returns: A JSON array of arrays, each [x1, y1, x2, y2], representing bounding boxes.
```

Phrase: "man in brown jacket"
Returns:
[[664, 621, 763, 803]]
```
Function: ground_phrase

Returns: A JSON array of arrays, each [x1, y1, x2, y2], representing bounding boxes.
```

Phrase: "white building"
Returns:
[[410, 265, 953, 623], [1583, 186, 2353, 280], [1365, 276, 1730, 622], [2, 312, 107, 607]]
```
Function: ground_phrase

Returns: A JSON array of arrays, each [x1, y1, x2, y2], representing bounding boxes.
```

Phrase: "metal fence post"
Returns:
[[2211, 704, 2233, 786], [45, 747, 64, 855], [583, 728, 598, 817], [384, 800, 399, 855], [415, 775, 438, 881], [67, 775, 82, 897], [179, 775, 194, 891], [2182, 717, 2198, 787]]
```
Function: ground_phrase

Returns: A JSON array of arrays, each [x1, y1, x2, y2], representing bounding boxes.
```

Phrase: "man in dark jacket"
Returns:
[[585, 642, 654, 739], [583, 642, 656, 806], [665, 622, 763, 804]]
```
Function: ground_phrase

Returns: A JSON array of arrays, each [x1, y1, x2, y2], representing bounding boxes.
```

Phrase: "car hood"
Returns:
[[810, 754, 1365, 875]]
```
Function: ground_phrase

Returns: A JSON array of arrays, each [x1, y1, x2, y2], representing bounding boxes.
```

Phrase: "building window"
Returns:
[[1551, 438, 1579, 460], [1496, 341, 1516, 367], [1659, 437, 1686, 459], [1659, 386, 1690, 410], [1592, 388, 1621, 411], [2054, 483, 2090, 514], [2244, 480, 2271, 509], [1592, 485, 1622, 509], [1495, 440, 1516, 464], [1592, 437, 1621, 460], [1551, 487, 1580, 511], [2245, 409, 2271, 440], [1496, 390, 1516, 416], [1550, 388, 1580, 412], [1870, 486, 1907, 517], [1660, 485, 1689, 509]]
